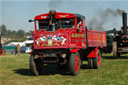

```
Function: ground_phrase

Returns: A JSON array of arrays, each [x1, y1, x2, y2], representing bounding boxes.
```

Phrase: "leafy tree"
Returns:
[[7, 29, 12, 35], [26, 30, 33, 36], [11, 30, 17, 35], [17, 29, 25, 36], [0, 24, 7, 35], [0, 24, 33, 44]]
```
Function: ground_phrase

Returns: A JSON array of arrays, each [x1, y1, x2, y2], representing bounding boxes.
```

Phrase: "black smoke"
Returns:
[[48, 0, 62, 9], [88, 8, 125, 31]]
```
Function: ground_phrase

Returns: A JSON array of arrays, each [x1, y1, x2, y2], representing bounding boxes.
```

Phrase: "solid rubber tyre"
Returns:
[[88, 58, 93, 69], [30, 55, 42, 76], [69, 52, 81, 76]]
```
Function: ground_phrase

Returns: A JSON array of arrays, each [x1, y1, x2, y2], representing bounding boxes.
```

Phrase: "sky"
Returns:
[[0, 0, 128, 32]]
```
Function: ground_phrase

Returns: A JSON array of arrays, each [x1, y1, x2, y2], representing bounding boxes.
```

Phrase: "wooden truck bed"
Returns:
[[87, 29, 106, 47]]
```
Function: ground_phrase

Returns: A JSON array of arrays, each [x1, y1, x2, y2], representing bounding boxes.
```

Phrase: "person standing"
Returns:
[[16, 44, 20, 55]]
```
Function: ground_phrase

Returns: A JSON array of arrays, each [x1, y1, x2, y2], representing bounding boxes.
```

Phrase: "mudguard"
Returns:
[[87, 47, 98, 58], [70, 48, 79, 53]]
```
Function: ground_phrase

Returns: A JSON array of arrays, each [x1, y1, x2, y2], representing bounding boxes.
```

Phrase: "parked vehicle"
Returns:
[[24, 38, 33, 53], [0, 35, 5, 55]]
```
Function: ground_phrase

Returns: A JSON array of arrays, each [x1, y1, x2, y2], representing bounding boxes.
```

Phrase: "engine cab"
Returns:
[[30, 10, 86, 49]]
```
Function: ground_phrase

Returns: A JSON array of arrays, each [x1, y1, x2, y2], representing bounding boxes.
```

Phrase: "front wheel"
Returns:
[[29, 55, 42, 76], [68, 52, 81, 76]]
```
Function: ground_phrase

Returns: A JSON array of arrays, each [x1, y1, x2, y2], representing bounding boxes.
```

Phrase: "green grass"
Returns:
[[0, 53, 128, 85]]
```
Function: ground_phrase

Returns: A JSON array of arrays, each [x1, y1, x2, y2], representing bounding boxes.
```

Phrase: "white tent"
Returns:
[[7, 42, 25, 47]]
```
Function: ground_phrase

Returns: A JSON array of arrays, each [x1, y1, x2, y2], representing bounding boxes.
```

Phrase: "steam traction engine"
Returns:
[[106, 12, 128, 57], [113, 12, 128, 57], [29, 10, 106, 76]]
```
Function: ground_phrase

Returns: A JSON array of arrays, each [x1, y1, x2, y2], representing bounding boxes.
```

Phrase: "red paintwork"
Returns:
[[87, 47, 98, 58], [97, 51, 101, 66], [33, 11, 106, 57], [33, 29, 106, 49], [75, 55, 80, 72], [87, 30, 106, 47], [35, 12, 75, 20], [70, 49, 79, 53], [33, 30, 68, 49]]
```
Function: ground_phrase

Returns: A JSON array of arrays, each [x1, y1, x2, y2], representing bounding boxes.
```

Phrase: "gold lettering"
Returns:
[[72, 33, 85, 38]]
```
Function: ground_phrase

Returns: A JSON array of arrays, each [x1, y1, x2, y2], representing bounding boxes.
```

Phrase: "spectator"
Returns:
[[16, 44, 20, 55]]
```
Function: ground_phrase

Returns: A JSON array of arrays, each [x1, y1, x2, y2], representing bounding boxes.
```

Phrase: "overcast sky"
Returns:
[[1, 0, 128, 32]]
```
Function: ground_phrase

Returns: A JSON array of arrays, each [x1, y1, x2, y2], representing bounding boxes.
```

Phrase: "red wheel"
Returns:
[[75, 55, 80, 72], [93, 50, 101, 69], [69, 52, 81, 76]]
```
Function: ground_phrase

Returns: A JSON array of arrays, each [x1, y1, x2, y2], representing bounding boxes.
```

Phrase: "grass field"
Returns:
[[0, 53, 128, 85]]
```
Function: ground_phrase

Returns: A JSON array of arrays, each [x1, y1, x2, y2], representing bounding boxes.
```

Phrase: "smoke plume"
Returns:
[[88, 8, 126, 31], [48, 0, 62, 9]]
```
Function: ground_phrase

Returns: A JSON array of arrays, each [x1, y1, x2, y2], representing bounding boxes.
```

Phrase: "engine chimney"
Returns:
[[49, 10, 56, 31], [122, 12, 127, 34], [49, 10, 56, 24]]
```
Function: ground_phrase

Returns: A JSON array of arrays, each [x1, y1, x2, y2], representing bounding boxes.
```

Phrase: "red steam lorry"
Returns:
[[29, 10, 106, 76]]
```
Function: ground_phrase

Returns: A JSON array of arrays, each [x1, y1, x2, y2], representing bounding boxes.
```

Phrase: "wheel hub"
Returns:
[[75, 56, 80, 72]]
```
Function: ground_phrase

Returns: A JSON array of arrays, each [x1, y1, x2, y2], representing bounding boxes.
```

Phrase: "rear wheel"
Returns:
[[113, 41, 120, 57], [88, 49, 101, 69], [93, 50, 101, 69], [29, 55, 42, 76], [88, 58, 93, 69], [69, 52, 81, 76]]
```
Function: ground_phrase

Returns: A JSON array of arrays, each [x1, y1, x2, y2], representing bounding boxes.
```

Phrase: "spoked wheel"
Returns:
[[93, 50, 101, 69], [69, 52, 81, 76], [29, 55, 43, 76]]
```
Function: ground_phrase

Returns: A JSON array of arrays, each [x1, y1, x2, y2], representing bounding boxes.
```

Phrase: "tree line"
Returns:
[[0, 24, 33, 44], [0, 24, 33, 37]]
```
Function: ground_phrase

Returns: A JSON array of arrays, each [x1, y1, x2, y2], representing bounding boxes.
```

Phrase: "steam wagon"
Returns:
[[29, 10, 106, 76]]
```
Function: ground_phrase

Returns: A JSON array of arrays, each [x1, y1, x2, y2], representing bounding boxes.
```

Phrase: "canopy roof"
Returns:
[[34, 12, 85, 20]]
